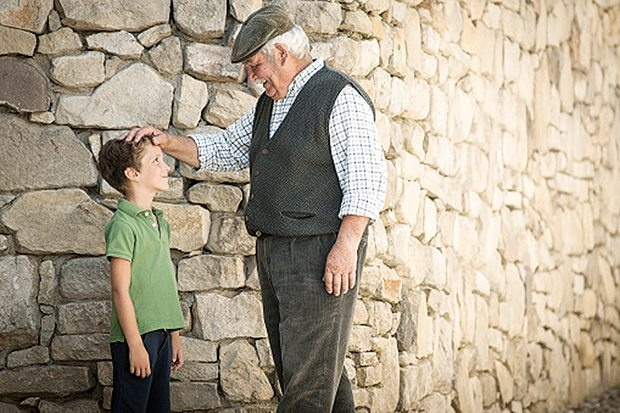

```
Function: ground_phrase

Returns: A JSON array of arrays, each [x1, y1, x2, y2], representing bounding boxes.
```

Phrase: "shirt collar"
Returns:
[[285, 58, 325, 98], [117, 198, 162, 218]]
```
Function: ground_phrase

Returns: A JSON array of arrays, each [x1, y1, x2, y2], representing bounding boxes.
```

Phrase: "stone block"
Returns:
[[57, 301, 111, 334], [0, 113, 97, 191], [51, 334, 110, 361], [60, 257, 110, 300], [0, 256, 39, 350], [178, 254, 245, 291], [195, 292, 267, 341], [1, 189, 112, 255], [58, 0, 169, 31], [0, 366, 95, 397], [56, 63, 173, 130], [220, 340, 273, 402], [206, 214, 255, 255], [173, 0, 226, 40]]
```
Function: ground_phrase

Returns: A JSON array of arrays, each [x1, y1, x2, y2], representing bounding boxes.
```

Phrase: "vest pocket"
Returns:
[[280, 211, 316, 219]]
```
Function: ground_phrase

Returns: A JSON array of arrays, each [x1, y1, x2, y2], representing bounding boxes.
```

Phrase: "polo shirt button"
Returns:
[[260, 148, 268, 155], [256, 230, 262, 237]]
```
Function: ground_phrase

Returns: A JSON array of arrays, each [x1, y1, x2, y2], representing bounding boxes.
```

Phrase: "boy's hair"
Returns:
[[98, 138, 153, 194]]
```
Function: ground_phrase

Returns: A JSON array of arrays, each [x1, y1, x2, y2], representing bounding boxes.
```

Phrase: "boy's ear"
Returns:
[[124, 167, 140, 181]]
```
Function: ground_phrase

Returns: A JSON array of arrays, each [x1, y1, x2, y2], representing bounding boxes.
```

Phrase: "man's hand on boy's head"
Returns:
[[120, 126, 170, 147]]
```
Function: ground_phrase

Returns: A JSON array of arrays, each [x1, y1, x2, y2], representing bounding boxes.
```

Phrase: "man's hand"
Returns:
[[118, 126, 201, 168], [323, 240, 357, 296], [119, 126, 170, 147], [323, 215, 369, 296]]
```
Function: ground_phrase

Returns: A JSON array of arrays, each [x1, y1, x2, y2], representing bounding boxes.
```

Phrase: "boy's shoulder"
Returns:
[[105, 203, 136, 233]]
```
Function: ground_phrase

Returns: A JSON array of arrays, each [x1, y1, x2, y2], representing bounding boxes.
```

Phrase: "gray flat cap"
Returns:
[[231, 5, 294, 63]]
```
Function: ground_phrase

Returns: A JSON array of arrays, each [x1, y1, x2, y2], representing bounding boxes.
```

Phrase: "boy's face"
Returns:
[[128, 144, 170, 193]]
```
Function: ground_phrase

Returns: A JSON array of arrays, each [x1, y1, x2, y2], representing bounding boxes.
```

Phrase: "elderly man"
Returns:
[[123, 5, 386, 412]]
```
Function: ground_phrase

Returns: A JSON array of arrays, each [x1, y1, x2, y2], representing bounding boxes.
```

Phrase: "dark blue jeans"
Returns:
[[256, 231, 367, 413], [110, 329, 172, 413]]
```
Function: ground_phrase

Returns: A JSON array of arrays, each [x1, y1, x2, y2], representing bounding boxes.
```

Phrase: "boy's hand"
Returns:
[[171, 332, 184, 371], [129, 344, 151, 378], [120, 126, 170, 147]]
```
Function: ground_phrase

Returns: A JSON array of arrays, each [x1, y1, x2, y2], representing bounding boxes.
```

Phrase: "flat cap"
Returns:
[[231, 5, 294, 63]]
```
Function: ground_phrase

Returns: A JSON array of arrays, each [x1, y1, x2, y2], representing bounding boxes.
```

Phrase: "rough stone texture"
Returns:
[[185, 43, 244, 82], [178, 254, 246, 291], [0, 0, 54, 33], [195, 292, 267, 341], [56, 63, 174, 129], [38, 399, 100, 413], [0, 366, 94, 397], [50, 51, 106, 88], [153, 202, 210, 252], [58, 0, 169, 31], [138, 24, 172, 48], [146, 36, 183, 77], [6, 346, 50, 368], [0, 113, 98, 191], [171, 382, 221, 412], [173, 74, 209, 129], [187, 182, 243, 212], [0, 1, 619, 412], [1, 189, 112, 255], [60, 257, 110, 300], [57, 301, 111, 334], [204, 86, 257, 128], [173, 0, 227, 41], [207, 214, 256, 255], [37, 27, 82, 55], [51, 334, 110, 361], [0, 256, 39, 350], [0, 25, 37, 55], [85, 31, 144, 59], [220, 340, 273, 402], [0, 57, 49, 112]]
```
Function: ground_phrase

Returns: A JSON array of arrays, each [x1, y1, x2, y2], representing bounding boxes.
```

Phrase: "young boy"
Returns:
[[98, 137, 185, 413]]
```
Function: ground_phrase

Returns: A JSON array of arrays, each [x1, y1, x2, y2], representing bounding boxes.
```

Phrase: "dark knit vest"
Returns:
[[244, 65, 374, 237]]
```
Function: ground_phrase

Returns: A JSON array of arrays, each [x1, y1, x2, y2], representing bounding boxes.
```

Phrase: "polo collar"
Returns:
[[117, 198, 163, 218]]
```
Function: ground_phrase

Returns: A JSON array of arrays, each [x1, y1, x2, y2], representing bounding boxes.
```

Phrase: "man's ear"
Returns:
[[274, 43, 288, 64], [124, 167, 140, 181]]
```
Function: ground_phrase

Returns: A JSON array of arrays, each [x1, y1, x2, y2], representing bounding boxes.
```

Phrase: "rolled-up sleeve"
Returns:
[[189, 107, 255, 171], [329, 85, 387, 220]]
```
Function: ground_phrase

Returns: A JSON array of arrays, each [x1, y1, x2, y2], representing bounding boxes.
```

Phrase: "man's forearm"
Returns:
[[336, 215, 369, 249], [160, 134, 200, 168]]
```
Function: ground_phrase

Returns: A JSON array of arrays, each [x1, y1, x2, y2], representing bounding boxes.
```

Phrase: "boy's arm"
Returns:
[[171, 331, 184, 371], [110, 257, 151, 378]]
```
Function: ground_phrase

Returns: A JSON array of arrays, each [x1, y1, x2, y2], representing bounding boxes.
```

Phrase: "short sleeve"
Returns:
[[104, 219, 135, 262]]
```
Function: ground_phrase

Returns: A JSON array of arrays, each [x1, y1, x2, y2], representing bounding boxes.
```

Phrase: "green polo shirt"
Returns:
[[104, 198, 185, 343]]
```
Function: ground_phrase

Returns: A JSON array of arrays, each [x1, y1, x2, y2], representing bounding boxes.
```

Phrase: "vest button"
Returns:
[[260, 148, 268, 155], [253, 170, 260, 177], [255, 230, 262, 237]]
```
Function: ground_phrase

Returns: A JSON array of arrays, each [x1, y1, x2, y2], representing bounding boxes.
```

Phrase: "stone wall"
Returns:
[[0, 0, 619, 412]]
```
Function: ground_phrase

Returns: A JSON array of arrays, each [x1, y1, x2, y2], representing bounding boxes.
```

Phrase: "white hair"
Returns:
[[261, 25, 310, 61]]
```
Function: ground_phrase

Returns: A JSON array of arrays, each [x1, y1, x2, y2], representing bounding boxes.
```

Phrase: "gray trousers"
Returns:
[[256, 232, 367, 413]]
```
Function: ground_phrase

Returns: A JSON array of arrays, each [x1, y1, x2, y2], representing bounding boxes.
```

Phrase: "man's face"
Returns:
[[243, 48, 288, 100]]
